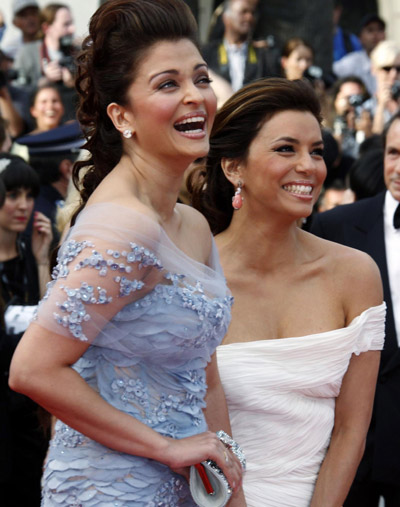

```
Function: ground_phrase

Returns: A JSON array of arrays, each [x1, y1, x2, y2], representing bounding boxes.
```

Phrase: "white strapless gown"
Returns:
[[217, 304, 386, 507]]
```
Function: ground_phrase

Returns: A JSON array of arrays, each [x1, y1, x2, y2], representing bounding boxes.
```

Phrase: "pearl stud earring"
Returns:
[[123, 129, 132, 139]]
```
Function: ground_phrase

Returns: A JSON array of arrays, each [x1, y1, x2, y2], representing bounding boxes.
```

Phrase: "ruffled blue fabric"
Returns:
[[34, 203, 232, 506]]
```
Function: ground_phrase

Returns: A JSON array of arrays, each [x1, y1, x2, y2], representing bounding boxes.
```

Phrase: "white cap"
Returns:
[[12, 0, 39, 17]]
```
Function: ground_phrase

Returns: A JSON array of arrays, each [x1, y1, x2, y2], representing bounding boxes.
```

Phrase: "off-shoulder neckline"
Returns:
[[220, 303, 386, 348], [74, 201, 220, 277]]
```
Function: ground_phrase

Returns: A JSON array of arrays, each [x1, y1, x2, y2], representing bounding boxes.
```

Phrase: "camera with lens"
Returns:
[[391, 80, 400, 101], [58, 35, 76, 74], [303, 65, 323, 83], [348, 94, 365, 108], [0, 69, 19, 88]]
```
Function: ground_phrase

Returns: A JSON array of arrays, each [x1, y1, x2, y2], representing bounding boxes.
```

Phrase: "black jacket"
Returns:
[[310, 191, 400, 484], [201, 40, 281, 88]]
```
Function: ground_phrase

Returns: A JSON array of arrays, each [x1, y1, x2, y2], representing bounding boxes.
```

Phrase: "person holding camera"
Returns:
[[280, 37, 314, 81], [330, 75, 372, 159], [13, 3, 76, 90], [13, 3, 78, 123], [0, 50, 26, 138], [280, 37, 332, 121], [362, 40, 400, 135]]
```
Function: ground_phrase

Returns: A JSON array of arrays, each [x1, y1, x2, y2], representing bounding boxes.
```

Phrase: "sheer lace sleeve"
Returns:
[[34, 204, 170, 343], [352, 303, 386, 356], [32, 203, 232, 353]]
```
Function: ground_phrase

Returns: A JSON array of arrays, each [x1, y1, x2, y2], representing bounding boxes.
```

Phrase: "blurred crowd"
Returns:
[[0, 0, 399, 505]]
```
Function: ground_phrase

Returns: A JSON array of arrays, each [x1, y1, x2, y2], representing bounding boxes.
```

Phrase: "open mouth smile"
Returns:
[[174, 115, 206, 135], [282, 184, 313, 196]]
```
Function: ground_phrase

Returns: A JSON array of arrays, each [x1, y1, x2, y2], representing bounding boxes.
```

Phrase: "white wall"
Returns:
[[378, 0, 400, 44], [0, 0, 99, 44]]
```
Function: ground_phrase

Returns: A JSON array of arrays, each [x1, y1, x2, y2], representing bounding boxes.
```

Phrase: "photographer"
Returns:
[[14, 3, 76, 89], [330, 75, 372, 159], [0, 50, 28, 138], [13, 4, 78, 122], [363, 40, 400, 134]]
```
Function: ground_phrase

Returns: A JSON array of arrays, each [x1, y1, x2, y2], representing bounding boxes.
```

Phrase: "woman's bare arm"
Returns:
[[310, 250, 383, 506]]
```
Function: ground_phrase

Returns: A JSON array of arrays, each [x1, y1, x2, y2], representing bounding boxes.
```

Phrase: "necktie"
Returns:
[[394, 203, 400, 229]]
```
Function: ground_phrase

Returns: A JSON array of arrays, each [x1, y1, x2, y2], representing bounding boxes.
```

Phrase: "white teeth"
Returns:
[[283, 184, 313, 195], [175, 116, 205, 126]]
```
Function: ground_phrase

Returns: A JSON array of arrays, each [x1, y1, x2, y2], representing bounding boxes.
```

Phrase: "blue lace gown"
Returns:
[[32, 203, 232, 507]]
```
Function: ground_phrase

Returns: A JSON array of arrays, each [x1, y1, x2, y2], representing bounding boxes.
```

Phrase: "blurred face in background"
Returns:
[[13, 6, 40, 39], [374, 56, 400, 95], [30, 87, 64, 131], [359, 21, 385, 54], [334, 81, 364, 116], [318, 187, 346, 212], [223, 0, 257, 42], [44, 7, 75, 41], [281, 44, 313, 81]]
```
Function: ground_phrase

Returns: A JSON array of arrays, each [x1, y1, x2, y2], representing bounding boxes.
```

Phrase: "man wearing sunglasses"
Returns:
[[366, 40, 400, 134]]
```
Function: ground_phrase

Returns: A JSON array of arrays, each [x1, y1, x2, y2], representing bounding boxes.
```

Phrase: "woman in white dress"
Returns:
[[189, 78, 385, 506]]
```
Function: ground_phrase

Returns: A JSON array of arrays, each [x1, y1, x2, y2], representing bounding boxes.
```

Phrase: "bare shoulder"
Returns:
[[306, 232, 383, 322], [177, 203, 212, 240], [177, 203, 213, 262]]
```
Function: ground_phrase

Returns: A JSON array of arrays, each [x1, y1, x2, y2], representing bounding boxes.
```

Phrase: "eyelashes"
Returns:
[[275, 145, 324, 157], [157, 75, 213, 91]]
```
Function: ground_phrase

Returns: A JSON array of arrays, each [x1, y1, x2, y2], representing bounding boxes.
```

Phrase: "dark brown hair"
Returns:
[[189, 77, 322, 234], [331, 75, 369, 102], [30, 83, 63, 108], [72, 0, 198, 220], [40, 3, 70, 26], [281, 37, 314, 59]]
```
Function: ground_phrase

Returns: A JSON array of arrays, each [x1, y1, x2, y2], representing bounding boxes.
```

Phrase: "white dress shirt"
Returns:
[[224, 40, 247, 92], [384, 190, 400, 345]]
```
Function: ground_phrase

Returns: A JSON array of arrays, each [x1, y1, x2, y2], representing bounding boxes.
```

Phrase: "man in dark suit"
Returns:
[[201, 0, 280, 92], [310, 111, 400, 507]]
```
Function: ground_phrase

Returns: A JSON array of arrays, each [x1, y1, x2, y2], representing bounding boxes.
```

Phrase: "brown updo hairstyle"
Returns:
[[189, 78, 322, 234], [72, 0, 198, 219]]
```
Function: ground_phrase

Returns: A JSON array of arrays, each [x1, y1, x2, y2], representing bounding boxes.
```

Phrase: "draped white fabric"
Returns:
[[217, 304, 386, 506]]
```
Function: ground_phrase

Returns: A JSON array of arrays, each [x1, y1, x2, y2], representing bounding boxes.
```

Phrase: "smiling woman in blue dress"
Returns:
[[8, 1, 244, 505]]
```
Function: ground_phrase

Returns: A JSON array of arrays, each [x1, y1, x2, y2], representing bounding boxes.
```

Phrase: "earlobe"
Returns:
[[106, 102, 135, 136], [221, 157, 242, 185]]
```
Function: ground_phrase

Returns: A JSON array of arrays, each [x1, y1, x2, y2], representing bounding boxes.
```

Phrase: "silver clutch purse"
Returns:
[[189, 431, 246, 507]]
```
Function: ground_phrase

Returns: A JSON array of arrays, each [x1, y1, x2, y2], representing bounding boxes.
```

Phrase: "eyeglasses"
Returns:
[[381, 65, 400, 73]]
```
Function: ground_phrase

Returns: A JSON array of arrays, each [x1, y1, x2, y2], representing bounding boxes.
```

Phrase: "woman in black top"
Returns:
[[0, 153, 52, 507]]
